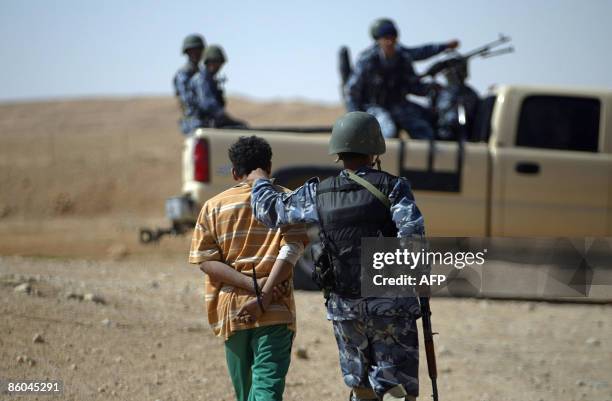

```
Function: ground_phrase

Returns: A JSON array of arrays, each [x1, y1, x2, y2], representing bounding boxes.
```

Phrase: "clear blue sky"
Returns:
[[1, 0, 611, 104]]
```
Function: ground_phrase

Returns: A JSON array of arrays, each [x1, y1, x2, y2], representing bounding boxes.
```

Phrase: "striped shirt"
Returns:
[[189, 180, 309, 339]]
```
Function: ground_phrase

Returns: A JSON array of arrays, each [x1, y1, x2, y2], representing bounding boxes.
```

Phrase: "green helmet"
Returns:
[[328, 112, 386, 155], [370, 18, 398, 40], [203, 45, 226, 64], [182, 34, 205, 53]]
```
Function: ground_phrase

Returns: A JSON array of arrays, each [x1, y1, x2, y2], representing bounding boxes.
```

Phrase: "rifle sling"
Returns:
[[346, 171, 391, 209]]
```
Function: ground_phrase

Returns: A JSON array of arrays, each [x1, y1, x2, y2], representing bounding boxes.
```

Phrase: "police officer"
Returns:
[[247, 112, 426, 401], [345, 18, 459, 139], [189, 45, 246, 129], [435, 57, 480, 140], [173, 34, 205, 135]]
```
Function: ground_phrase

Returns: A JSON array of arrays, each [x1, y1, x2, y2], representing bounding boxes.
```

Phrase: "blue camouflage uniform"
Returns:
[[251, 167, 426, 399], [173, 62, 200, 135], [188, 68, 226, 129], [345, 43, 450, 139]]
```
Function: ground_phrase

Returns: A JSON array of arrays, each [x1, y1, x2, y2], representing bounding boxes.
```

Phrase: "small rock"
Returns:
[[70, 364, 77, 370], [15, 355, 36, 366], [150, 353, 156, 359], [156, 341, 163, 348], [97, 386, 106, 393], [295, 347, 308, 359], [32, 333, 44, 344], [108, 244, 129, 260], [84, 293, 106, 304], [526, 303, 537, 311], [114, 356, 123, 364], [576, 379, 586, 387], [14, 283, 31, 294], [65, 292, 84, 301], [586, 337, 601, 347], [101, 318, 112, 327], [150, 281, 160, 289]]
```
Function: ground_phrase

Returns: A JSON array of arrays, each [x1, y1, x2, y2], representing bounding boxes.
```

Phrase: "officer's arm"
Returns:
[[251, 178, 320, 228], [388, 177, 425, 237], [344, 58, 367, 112], [175, 72, 191, 107], [406, 43, 449, 61]]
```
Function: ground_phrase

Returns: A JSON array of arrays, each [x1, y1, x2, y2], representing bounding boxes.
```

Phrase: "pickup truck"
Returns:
[[171, 84, 611, 239]]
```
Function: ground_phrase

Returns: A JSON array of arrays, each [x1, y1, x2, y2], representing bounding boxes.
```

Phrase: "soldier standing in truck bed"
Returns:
[[345, 18, 459, 139], [188, 45, 247, 129], [173, 34, 205, 135]]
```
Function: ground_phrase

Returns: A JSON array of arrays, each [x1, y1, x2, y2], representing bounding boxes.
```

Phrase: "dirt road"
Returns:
[[1, 255, 611, 401]]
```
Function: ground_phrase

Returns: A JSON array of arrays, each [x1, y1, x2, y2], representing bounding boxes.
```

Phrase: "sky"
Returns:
[[1, 0, 611, 104]]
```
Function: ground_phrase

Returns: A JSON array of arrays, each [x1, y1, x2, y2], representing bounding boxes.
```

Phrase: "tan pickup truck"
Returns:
[[172, 84, 611, 238]]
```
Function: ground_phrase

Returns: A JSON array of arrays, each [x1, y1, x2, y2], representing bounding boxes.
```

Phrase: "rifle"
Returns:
[[421, 34, 514, 79], [420, 296, 439, 401]]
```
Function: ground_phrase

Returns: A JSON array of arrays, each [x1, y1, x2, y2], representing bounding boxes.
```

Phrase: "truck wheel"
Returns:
[[139, 229, 156, 244]]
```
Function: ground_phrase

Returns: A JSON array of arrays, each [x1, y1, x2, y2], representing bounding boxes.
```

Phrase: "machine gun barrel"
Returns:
[[462, 33, 512, 60]]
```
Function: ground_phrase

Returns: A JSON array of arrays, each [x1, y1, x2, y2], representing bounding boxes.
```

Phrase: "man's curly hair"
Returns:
[[228, 136, 273, 177]]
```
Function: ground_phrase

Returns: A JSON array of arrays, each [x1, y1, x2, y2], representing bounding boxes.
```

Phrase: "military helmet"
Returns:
[[182, 34, 205, 53], [328, 112, 386, 155], [370, 18, 398, 40], [203, 45, 226, 64]]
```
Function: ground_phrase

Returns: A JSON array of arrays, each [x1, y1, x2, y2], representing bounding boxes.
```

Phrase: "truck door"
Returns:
[[492, 95, 610, 236]]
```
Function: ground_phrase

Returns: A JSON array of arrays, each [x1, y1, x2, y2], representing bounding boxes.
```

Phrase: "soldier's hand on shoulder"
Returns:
[[247, 168, 269, 182]]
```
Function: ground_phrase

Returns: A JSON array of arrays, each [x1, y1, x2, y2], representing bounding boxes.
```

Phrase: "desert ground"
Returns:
[[0, 97, 611, 401]]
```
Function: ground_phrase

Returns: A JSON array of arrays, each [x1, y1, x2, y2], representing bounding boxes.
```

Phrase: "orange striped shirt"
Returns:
[[188, 180, 309, 339]]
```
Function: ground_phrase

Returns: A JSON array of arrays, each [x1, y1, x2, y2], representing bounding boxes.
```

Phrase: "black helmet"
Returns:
[[370, 18, 398, 40]]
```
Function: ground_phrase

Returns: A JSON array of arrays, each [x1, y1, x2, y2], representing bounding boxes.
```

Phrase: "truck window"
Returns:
[[516, 96, 600, 152]]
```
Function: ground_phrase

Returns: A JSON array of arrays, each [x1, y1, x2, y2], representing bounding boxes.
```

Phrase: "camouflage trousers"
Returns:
[[332, 315, 419, 399], [366, 102, 434, 140]]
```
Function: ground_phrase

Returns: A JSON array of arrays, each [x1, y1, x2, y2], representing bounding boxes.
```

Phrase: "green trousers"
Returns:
[[224, 324, 293, 401]]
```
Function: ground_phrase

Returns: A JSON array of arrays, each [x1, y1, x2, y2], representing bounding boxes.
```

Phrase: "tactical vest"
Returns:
[[316, 170, 398, 298], [368, 52, 410, 108]]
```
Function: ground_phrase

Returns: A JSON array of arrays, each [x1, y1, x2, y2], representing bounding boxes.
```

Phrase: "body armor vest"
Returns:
[[316, 170, 398, 298]]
